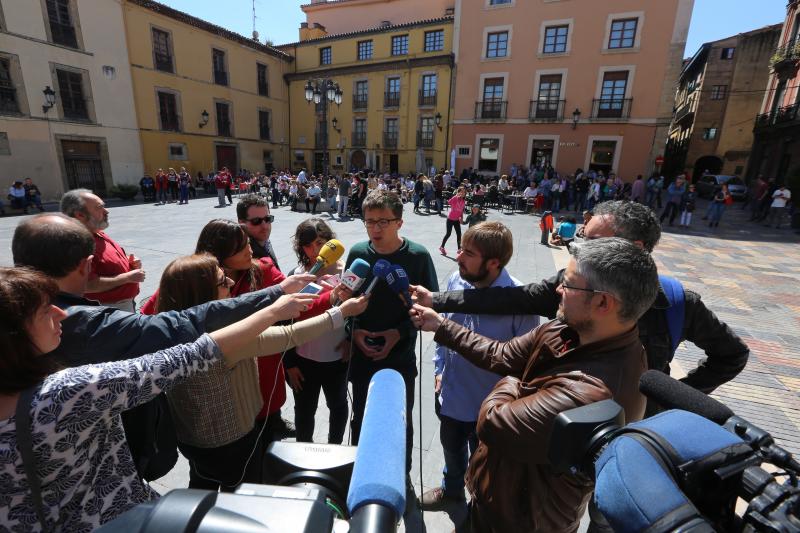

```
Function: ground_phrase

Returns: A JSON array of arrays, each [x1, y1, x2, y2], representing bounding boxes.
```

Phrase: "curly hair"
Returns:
[[592, 200, 661, 252], [292, 218, 335, 268]]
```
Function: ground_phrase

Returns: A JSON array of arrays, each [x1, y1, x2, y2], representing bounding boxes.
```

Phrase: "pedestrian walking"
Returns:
[[680, 184, 696, 227], [440, 187, 466, 255]]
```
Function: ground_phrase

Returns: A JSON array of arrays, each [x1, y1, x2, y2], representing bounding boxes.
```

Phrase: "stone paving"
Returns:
[[0, 193, 798, 532]]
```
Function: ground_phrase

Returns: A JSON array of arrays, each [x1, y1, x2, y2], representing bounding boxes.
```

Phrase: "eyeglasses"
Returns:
[[217, 275, 234, 288], [560, 283, 603, 294], [246, 215, 274, 225], [363, 218, 400, 228]]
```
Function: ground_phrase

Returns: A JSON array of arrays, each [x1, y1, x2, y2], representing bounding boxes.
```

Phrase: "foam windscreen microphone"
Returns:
[[639, 370, 733, 424], [361, 259, 392, 297], [347, 369, 407, 532], [385, 265, 412, 310], [308, 239, 345, 275], [341, 258, 371, 292]]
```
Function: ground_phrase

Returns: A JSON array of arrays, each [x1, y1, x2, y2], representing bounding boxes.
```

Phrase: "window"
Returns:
[[320, 46, 332, 65], [256, 64, 269, 97], [483, 77, 504, 101], [418, 117, 434, 147], [608, 19, 637, 49], [420, 74, 437, 106], [702, 128, 718, 140], [478, 138, 500, 172], [259, 110, 271, 140], [489, 0, 512, 4], [45, 0, 78, 48], [212, 49, 227, 85], [535, 74, 562, 119], [385, 77, 400, 107], [597, 71, 628, 118], [710, 85, 727, 100], [424, 30, 444, 52], [216, 101, 231, 137], [357, 40, 373, 61], [721, 47, 735, 60], [353, 80, 368, 109], [486, 31, 509, 58], [384, 118, 398, 148], [151, 28, 173, 73], [457, 146, 471, 157], [0, 58, 19, 114], [168, 143, 187, 160], [353, 118, 366, 146], [479, 77, 505, 118], [56, 68, 88, 120], [157, 91, 180, 131], [392, 35, 409, 56], [543, 25, 568, 54]]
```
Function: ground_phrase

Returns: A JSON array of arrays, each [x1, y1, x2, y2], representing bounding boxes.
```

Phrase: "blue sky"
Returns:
[[158, 0, 787, 55]]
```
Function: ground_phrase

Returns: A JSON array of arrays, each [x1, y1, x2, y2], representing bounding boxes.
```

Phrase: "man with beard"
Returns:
[[61, 189, 144, 311], [410, 238, 658, 532], [421, 222, 539, 510]]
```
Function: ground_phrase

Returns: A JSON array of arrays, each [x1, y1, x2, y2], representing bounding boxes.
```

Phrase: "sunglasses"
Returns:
[[246, 215, 274, 225]]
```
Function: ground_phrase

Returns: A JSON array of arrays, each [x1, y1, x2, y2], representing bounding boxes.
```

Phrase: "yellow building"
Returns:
[[122, 0, 293, 176], [280, 16, 454, 174]]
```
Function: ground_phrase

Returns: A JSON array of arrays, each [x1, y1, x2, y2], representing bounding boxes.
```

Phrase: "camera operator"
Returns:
[[413, 200, 749, 396], [411, 238, 659, 533]]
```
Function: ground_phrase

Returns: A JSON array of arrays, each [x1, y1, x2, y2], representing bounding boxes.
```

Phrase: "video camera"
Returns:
[[548, 370, 800, 533], [97, 370, 407, 533]]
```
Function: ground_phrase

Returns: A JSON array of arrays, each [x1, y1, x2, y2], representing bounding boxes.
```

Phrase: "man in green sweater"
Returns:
[[344, 190, 438, 497]]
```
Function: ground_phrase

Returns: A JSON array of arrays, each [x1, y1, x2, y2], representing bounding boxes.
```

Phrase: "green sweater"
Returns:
[[345, 238, 439, 374]]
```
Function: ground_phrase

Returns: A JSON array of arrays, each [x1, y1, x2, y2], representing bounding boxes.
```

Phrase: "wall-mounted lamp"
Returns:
[[435, 112, 443, 131], [42, 86, 56, 114], [571, 108, 581, 130], [199, 109, 209, 128], [331, 116, 341, 133]]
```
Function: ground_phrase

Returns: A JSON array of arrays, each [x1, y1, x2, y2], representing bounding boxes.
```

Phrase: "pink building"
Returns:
[[450, 0, 694, 179]]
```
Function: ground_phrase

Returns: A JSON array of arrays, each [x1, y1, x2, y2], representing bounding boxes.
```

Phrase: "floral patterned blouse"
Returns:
[[0, 334, 220, 532]]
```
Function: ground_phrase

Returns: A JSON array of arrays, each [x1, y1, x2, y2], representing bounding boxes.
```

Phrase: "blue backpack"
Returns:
[[658, 275, 685, 359]]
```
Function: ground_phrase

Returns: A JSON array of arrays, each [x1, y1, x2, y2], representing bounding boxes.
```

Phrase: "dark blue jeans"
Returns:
[[435, 397, 478, 496]]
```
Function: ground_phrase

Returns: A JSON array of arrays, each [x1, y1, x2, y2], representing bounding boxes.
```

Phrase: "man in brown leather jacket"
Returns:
[[411, 238, 660, 532]]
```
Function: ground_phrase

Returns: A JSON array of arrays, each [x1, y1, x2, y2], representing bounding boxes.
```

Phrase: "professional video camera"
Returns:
[[548, 370, 800, 533], [97, 370, 407, 533]]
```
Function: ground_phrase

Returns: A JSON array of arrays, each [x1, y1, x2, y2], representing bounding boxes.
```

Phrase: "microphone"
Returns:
[[361, 259, 391, 298], [308, 239, 345, 275], [341, 258, 371, 292], [385, 265, 412, 310], [347, 369, 406, 533]]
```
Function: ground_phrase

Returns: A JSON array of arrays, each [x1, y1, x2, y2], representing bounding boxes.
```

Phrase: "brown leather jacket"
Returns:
[[433, 319, 647, 533]]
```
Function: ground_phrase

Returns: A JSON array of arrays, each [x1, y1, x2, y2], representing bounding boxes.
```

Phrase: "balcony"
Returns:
[[352, 132, 367, 147], [0, 86, 20, 114], [770, 39, 800, 73], [474, 100, 507, 120], [416, 131, 434, 148], [418, 90, 437, 107], [383, 132, 398, 149], [591, 98, 632, 120], [213, 69, 228, 86], [674, 94, 697, 123], [384, 92, 400, 108], [353, 94, 368, 111], [529, 99, 565, 121], [49, 22, 78, 48], [754, 102, 800, 132]]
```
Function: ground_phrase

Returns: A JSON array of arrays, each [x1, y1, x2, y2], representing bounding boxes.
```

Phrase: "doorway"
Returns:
[[389, 154, 399, 174], [215, 144, 238, 174], [588, 140, 617, 175], [530, 139, 555, 168], [350, 150, 366, 171], [62, 140, 106, 195]]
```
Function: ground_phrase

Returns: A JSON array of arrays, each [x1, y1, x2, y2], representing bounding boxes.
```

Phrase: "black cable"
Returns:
[[418, 324, 424, 525]]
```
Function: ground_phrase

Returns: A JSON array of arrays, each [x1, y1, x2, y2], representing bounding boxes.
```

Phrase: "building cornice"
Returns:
[[277, 16, 453, 48], [284, 53, 454, 81]]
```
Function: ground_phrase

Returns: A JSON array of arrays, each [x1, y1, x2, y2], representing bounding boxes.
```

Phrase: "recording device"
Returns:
[[309, 239, 345, 275], [385, 264, 412, 310], [97, 370, 407, 533], [299, 282, 324, 295], [547, 372, 800, 533], [361, 259, 392, 297], [341, 258, 371, 292]]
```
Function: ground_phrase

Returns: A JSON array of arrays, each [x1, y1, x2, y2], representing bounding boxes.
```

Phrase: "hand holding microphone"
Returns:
[[385, 264, 412, 309], [333, 258, 370, 306]]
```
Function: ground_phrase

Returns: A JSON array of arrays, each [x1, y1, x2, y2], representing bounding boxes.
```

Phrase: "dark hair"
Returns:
[[0, 267, 62, 393], [195, 219, 261, 289], [293, 218, 335, 267], [362, 190, 403, 218], [12, 214, 95, 277], [236, 194, 268, 221], [156, 254, 220, 312], [592, 200, 661, 253]]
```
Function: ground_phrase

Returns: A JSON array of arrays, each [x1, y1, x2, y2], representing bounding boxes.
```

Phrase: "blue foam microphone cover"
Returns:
[[347, 369, 407, 518], [385, 265, 412, 309], [362, 259, 392, 297]]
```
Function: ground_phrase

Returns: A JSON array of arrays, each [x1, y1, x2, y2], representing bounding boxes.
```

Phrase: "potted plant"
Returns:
[[109, 184, 140, 201]]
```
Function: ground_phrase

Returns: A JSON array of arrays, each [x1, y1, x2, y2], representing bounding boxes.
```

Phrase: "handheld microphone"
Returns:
[[341, 258, 371, 292], [347, 369, 407, 532], [308, 239, 345, 275], [385, 265, 412, 310], [361, 259, 391, 297]]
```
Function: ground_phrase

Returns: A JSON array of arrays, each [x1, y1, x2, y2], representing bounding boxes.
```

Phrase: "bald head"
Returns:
[[13, 214, 95, 278]]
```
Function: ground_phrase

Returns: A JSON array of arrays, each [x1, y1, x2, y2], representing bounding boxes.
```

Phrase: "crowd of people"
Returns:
[[0, 169, 756, 532]]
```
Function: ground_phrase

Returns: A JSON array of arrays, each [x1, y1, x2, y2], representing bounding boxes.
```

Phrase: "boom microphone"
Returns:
[[341, 258, 371, 292], [361, 259, 391, 297], [638, 370, 733, 424], [347, 369, 407, 533], [385, 265, 412, 310], [309, 239, 345, 275]]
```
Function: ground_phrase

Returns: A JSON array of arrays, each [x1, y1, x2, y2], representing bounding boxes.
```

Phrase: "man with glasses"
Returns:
[[237, 194, 280, 270], [410, 238, 659, 532], [342, 190, 438, 502]]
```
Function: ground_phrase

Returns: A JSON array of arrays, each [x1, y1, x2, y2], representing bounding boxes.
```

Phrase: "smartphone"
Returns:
[[299, 282, 324, 295]]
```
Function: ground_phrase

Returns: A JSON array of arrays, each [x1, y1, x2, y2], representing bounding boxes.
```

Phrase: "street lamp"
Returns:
[[435, 112, 443, 131], [198, 109, 209, 128], [304, 78, 343, 176], [42, 86, 56, 114], [572, 108, 581, 130]]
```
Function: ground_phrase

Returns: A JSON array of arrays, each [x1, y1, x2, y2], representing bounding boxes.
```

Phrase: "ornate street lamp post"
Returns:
[[304, 79, 342, 176]]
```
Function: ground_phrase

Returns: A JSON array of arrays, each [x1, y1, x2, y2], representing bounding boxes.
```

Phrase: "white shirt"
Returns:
[[292, 264, 346, 362], [772, 188, 791, 208]]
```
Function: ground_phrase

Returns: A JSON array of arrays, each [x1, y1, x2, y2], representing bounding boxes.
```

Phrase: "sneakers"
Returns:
[[419, 486, 466, 510], [439, 247, 446, 255]]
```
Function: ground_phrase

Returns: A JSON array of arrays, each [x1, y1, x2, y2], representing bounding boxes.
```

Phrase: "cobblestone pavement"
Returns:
[[0, 193, 798, 532]]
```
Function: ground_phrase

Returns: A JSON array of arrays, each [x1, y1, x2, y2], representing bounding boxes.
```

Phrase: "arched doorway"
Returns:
[[350, 150, 366, 171], [693, 155, 723, 179]]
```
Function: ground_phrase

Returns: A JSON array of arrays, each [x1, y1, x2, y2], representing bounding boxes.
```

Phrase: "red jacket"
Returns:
[[214, 173, 231, 190], [155, 173, 168, 191]]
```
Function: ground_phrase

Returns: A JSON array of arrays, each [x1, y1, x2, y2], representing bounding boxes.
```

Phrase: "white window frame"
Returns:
[[473, 133, 504, 174], [478, 72, 509, 103], [584, 135, 623, 173], [482, 25, 513, 60], [526, 134, 560, 169], [538, 18, 574, 57], [602, 12, 644, 53]]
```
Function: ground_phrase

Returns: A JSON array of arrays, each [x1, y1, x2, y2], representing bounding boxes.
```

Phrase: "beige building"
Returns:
[[665, 25, 781, 179], [450, 0, 694, 179], [301, 0, 454, 38], [0, 0, 144, 199]]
